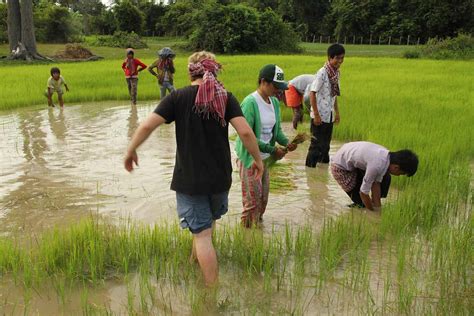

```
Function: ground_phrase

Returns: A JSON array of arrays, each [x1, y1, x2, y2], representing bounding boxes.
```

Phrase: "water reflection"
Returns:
[[19, 110, 47, 165], [0, 103, 350, 236], [0, 108, 90, 235], [47, 107, 67, 140], [127, 104, 138, 139]]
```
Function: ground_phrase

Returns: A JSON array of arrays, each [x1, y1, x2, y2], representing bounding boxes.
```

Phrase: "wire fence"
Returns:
[[304, 35, 430, 45]]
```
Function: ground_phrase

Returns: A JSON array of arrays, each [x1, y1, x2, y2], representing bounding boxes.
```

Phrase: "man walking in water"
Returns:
[[124, 51, 263, 286]]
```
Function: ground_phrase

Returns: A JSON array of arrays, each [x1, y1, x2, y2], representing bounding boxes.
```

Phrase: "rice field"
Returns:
[[0, 49, 472, 314]]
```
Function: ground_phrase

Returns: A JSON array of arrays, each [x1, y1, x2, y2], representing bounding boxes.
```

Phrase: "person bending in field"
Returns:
[[122, 48, 147, 105], [235, 64, 297, 228], [148, 47, 176, 99], [124, 51, 263, 287], [45, 67, 69, 108], [283, 74, 315, 129], [331, 141, 418, 211], [306, 43, 345, 167]]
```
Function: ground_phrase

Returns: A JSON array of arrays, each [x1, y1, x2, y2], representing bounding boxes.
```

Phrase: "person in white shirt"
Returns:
[[331, 141, 419, 211], [306, 44, 345, 168], [283, 74, 315, 129]]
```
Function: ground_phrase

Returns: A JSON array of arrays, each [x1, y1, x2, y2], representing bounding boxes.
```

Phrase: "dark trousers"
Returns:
[[126, 77, 138, 104], [347, 169, 392, 207], [305, 120, 333, 167]]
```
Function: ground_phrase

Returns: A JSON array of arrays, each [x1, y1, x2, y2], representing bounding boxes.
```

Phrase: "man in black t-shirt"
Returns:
[[124, 51, 263, 287]]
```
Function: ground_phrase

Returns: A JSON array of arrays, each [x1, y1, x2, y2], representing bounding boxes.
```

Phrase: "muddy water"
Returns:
[[0, 102, 364, 314], [0, 102, 352, 237]]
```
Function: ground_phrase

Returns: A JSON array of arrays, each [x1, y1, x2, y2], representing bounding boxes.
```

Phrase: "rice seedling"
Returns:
[[0, 48, 472, 314]]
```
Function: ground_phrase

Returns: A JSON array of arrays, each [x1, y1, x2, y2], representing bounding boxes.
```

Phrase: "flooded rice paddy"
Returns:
[[0, 102, 353, 236], [0, 102, 401, 315]]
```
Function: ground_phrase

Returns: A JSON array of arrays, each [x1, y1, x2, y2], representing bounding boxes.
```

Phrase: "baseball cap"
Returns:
[[258, 64, 288, 90]]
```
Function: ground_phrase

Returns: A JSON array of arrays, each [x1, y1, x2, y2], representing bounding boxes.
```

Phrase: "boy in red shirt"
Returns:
[[121, 48, 147, 105]]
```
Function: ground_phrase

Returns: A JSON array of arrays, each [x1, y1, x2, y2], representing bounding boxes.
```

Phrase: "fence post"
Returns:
[[344, 36, 347, 44], [369, 33, 372, 45], [320, 35, 322, 44], [388, 36, 391, 45], [378, 36, 381, 45], [312, 35, 315, 43], [417, 37, 420, 45], [407, 35, 410, 45], [360, 36, 363, 44]]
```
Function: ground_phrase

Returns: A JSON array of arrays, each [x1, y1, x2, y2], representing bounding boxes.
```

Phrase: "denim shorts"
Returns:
[[176, 191, 229, 234]]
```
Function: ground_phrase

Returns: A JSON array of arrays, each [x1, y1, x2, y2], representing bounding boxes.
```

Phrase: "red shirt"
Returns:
[[122, 58, 147, 78]]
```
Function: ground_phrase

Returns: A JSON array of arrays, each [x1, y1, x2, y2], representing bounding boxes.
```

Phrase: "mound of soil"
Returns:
[[54, 44, 103, 61]]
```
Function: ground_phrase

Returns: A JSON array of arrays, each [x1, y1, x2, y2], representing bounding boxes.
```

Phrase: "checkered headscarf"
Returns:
[[188, 59, 228, 126]]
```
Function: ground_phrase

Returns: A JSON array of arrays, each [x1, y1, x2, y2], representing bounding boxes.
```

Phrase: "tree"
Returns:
[[7, 0, 21, 52], [139, 2, 167, 36], [0, 3, 7, 43], [7, 0, 48, 60], [189, 3, 299, 53], [161, 1, 202, 36], [114, 1, 144, 34]]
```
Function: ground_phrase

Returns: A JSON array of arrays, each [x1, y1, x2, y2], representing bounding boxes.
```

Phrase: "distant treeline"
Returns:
[[0, 0, 473, 49]]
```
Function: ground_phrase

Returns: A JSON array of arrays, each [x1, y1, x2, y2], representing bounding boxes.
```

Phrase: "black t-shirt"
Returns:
[[154, 85, 243, 195]]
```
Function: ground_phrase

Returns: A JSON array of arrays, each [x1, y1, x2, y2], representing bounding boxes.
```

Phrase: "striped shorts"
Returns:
[[330, 164, 357, 192]]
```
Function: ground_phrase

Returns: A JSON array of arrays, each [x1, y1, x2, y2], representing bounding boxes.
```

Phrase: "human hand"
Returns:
[[313, 115, 322, 126], [287, 143, 297, 152], [274, 147, 286, 160], [335, 113, 340, 124], [124, 150, 139, 172], [251, 159, 264, 180]]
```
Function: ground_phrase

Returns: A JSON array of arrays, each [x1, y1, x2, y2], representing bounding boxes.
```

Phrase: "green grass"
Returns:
[[0, 214, 471, 314], [2, 55, 472, 112], [0, 45, 472, 313], [0, 37, 414, 62], [0, 36, 189, 60]]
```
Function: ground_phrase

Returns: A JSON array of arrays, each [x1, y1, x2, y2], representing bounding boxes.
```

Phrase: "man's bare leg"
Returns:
[[193, 227, 218, 287], [190, 221, 215, 264], [190, 238, 197, 263]]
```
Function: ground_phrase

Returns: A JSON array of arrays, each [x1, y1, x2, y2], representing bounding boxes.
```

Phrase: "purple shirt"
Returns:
[[331, 142, 390, 194]]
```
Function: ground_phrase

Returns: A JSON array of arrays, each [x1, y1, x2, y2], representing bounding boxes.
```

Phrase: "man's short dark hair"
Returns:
[[50, 67, 60, 75], [389, 150, 419, 176], [327, 44, 345, 58]]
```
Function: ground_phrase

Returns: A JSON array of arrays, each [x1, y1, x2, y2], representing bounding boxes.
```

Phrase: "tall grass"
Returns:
[[1, 55, 472, 113], [0, 214, 471, 314]]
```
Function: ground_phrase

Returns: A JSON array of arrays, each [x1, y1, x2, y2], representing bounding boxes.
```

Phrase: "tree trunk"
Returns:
[[8, 0, 51, 61], [7, 0, 21, 53], [20, 0, 37, 55]]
